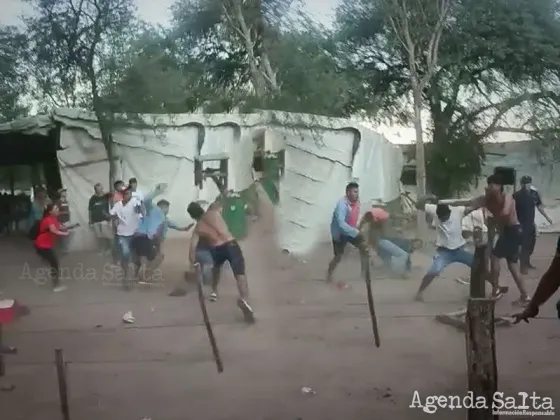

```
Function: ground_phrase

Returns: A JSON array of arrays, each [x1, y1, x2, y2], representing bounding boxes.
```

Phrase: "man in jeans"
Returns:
[[359, 206, 414, 277], [326, 182, 369, 285], [513, 175, 553, 274], [414, 195, 476, 302], [109, 186, 142, 287]]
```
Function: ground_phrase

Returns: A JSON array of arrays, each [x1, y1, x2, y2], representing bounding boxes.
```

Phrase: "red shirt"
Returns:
[[34, 216, 60, 249]]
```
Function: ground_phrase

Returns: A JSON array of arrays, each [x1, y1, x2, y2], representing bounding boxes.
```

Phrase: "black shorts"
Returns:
[[131, 235, 158, 261], [211, 240, 245, 276], [493, 225, 522, 263], [332, 235, 363, 257]]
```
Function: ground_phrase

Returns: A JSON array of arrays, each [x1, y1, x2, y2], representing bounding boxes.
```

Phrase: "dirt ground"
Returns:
[[1, 219, 559, 420]]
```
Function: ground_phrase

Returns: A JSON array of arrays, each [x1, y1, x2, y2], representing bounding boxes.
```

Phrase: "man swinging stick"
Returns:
[[465, 174, 530, 306], [187, 172, 255, 324]]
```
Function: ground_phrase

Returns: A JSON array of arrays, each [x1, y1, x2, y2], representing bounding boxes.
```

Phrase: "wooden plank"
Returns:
[[0, 324, 4, 377], [465, 298, 498, 420], [195, 153, 229, 162]]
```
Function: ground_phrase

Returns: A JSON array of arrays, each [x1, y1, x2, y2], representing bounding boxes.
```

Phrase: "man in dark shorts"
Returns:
[[131, 184, 192, 283], [187, 193, 254, 323], [514, 235, 560, 323], [466, 174, 529, 306], [326, 182, 369, 285], [513, 175, 553, 274]]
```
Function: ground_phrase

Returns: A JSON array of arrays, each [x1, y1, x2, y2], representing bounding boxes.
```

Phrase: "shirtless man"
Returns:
[[466, 174, 529, 306], [187, 175, 254, 324]]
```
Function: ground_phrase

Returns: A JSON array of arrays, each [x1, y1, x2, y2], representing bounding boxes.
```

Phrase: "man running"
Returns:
[[466, 174, 529, 306], [187, 175, 254, 323], [513, 175, 553, 274], [414, 195, 478, 301], [326, 182, 369, 284]]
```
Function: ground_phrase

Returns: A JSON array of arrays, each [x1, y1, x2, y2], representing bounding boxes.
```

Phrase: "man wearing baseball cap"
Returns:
[[513, 175, 553, 274]]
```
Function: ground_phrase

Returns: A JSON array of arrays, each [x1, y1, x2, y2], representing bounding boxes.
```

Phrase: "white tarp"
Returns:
[[273, 125, 404, 255], [0, 109, 404, 253]]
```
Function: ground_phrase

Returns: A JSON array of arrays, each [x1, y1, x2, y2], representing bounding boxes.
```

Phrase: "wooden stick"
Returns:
[[55, 348, 70, 420], [195, 265, 224, 373], [0, 324, 4, 377], [362, 255, 381, 347]]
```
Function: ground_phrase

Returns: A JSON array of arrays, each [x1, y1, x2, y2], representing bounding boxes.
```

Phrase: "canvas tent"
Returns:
[[0, 108, 403, 255]]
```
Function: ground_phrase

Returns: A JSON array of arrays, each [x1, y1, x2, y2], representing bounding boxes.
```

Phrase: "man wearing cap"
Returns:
[[513, 175, 553, 274]]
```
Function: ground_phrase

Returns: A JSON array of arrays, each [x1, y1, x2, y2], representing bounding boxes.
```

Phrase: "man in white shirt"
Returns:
[[109, 186, 142, 286], [414, 195, 475, 301]]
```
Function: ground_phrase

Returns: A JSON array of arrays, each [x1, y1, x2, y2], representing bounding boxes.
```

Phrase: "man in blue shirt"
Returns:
[[130, 184, 192, 283], [326, 182, 368, 284], [513, 175, 553, 274]]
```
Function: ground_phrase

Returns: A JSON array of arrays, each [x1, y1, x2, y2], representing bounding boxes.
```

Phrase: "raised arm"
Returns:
[[464, 195, 486, 216], [416, 194, 438, 211], [143, 183, 167, 212]]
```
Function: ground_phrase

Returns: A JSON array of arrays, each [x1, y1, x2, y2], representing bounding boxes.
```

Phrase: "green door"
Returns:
[[222, 193, 248, 240], [262, 155, 280, 205]]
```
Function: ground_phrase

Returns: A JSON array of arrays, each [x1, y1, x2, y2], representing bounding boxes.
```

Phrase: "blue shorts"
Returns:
[[427, 246, 474, 275], [117, 235, 134, 259]]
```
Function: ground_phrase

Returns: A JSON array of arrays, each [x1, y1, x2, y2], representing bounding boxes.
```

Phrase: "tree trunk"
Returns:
[[412, 88, 428, 240]]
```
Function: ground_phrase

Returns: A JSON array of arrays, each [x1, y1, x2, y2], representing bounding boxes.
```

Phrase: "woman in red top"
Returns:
[[34, 204, 69, 292]]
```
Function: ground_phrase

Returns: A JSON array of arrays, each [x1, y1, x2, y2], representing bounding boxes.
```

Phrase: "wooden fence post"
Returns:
[[466, 242, 498, 420]]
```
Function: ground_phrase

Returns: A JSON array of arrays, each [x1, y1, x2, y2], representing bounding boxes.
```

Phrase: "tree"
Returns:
[[25, 0, 138, 183], [0, 26, 29, 122], [385, 0, 451, 202], [171, 0, 286, 101], [336, 0, 560, 198]]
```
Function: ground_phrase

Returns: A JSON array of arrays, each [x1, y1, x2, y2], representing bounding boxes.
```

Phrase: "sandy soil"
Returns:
[[0, 217, 559, 420]]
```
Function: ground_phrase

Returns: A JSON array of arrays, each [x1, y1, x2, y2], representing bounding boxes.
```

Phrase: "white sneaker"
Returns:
[[237, 299, 255, 324], [208, 292, 218, 302], [53, 286, 67, 293]]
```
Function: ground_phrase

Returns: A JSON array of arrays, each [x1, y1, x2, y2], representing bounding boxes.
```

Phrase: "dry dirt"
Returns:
[[0, 217, 559, 420]]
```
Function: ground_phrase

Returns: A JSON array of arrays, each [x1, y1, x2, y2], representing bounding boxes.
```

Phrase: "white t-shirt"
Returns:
[[425, 204, 466, 250], [109, 199, 141, 236], [131, 190, 144, 202]]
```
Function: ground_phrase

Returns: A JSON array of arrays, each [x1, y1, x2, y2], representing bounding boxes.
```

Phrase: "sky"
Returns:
[[1, 0, 339, 27], [0, 0, 516, 144]]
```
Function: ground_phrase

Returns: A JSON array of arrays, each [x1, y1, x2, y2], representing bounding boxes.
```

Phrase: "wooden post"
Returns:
[[0, 324, 4, 377], [466, 299, 498, 420], [466, 227, 498, 420], [55, 349, 71, 420]]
